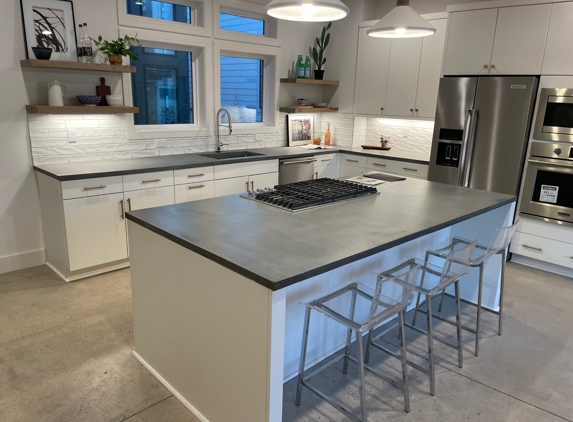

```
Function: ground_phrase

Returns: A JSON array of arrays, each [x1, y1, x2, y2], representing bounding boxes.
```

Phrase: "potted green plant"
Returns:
[[312, 22, 331, 80], [92, 34, 140, 65]]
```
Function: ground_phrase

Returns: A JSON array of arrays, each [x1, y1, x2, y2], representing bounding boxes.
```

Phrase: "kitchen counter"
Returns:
[[341, 146, 430, 164], [33, 146, 430, 181]]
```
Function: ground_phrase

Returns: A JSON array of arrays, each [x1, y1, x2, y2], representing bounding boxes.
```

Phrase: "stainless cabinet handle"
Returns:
[[281, 159, 317, 165], [246, 181, 249, 191], [251, 181, 254, 190], [373, 163, 386, 167], [188, 184, 205, 190], [127, 198, 132, 211], [315, 172, 318, 179], [403, 167, 418, 172], [346, 159, 359, 163], [120, 200, 125, 220], [410, 108, 414, 112], [321, 159, 332, 162], [188, 173, 205, 178], [142, 179, 161, 183], [84, 185, 106, 191], [380, 107, 384, 111], [522, 244, 542, 252]]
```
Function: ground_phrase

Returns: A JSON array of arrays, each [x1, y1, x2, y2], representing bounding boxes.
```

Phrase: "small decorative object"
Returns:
[[76, 95, 101, 106], [314, 102, 328, 108], [297, 98, 308, 105], [313, 132, 324, 146], [20, 0, 78, 61], [91, 34, 140, 65], [325, 123, 332, 146], [381, 135, 391, 148], [48, 80, 66, 106], [105, 95, 123, 106], [32, 46, 53, 60], [287, 114, 314, 146], [96, 78, 111, 106], [312, 21, 331, 80]]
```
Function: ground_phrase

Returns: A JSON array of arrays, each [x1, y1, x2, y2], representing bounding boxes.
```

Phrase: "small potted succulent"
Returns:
[[92, 34, 140, 65], [312, 22, 331, 80]]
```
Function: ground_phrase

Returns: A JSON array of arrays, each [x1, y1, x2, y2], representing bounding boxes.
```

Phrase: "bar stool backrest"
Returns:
[[482, 220, 520, 261], [442, 240, 477, 283]]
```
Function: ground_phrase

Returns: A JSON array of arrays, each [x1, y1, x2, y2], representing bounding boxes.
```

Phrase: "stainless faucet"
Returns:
[[216, 108, 233, 152]]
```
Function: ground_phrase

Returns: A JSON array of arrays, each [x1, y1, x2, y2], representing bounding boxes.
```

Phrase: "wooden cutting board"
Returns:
[[96, 77, 111, 106], [361, 145, 392, 151]]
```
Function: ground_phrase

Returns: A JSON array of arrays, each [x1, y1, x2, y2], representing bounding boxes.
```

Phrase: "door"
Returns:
[[428, 77, 478, 186], [542, 2, 573, 75], [415, 19, 447, 118], [214, 176, 249, 196], [316, 164, 339, 179], [63, 193, 128, 272], [385, 38, 423, 117], [489, 4, 551, 75], [354, 27, 392, 115], [125, 186, 175, 211], [469, 77, 538, 195], [443, 9, 498, 75], [249, 173, 279, 191]]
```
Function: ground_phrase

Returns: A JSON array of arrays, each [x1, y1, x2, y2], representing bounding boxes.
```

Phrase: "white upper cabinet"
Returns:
[[443, 8, 498, 75], [416, 18, 447, 118], [490, 4, 551, 75], [354, 27, 391, 115], [542, 2, 573, 75], [385, 38, 423, 117]]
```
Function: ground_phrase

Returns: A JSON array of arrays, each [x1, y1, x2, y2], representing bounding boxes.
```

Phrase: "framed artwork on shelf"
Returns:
[[20, 0, 78, 62], [287, 114, 314, 146]]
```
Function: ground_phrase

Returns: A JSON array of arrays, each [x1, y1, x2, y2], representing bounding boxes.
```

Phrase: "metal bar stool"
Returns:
[[413, 221, 518, 357], [295, 265, 421, 421], [368, 240, 477, 396]]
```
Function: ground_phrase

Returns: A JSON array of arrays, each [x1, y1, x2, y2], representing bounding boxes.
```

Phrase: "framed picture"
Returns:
[[287, 114, 314, 146], [20, 0, 78, 62]]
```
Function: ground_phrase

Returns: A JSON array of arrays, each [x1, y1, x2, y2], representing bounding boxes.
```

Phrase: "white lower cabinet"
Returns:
[[314, 153, 340, 179], [249, 173, 278, 191], [214, 176, 250, 196], [175, 182, 215, 204], [340, 164, 366, 178], [510, 232, 573, 270], [124, 186, 175, 211], [63, 193, 128, 272]]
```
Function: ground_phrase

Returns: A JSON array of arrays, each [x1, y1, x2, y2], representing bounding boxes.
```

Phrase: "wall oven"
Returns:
[[533, 88, 573, 142], [521, 142, 573, 225]]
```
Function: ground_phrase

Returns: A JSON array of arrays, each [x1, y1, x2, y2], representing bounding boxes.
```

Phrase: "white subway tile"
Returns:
[[132, 150, 160, 158], [117, 142, 146, 152], [171, 139, 195, 147], [73, 137, 102, 145], [116, 127, 127, 136], [66, 120, 100, 129], [31, 138, 69, 147], [69, 154, 103, 163], [82, 114, 115, 120], [31, 147, 51, 157], [101, 136, 129, 144], [159, 148, 184, 156], [48, 114, 83, 120], [30, 130, 49, 139], [102, 152, 132, 160], [34, 156, 70, 165], [85, 145, 118, 153], [145, 141, 157, 149], [29, 120, 67, 129], [83, 128, 116, 137], [100, 120, 127, 128], [51, 146, 87, 155], [27, 114, 48, 122], [184, 146, 207, 153]]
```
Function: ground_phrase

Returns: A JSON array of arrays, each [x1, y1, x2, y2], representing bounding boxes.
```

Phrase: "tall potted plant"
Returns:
[[92, 34, 140, 65], [312, 22, 331, 80]]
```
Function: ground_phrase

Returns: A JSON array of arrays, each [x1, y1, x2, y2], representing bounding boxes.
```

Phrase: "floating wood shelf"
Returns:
[[26, 105, 139, 114], [21, 59, 136, 73], [280, 78, 340, 86], [280, 107, 339, 113]]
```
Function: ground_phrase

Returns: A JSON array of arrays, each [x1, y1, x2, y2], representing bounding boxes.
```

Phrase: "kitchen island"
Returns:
[[126, 178, 515, 422]]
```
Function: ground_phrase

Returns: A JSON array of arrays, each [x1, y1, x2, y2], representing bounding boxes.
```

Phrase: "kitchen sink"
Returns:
[[200, 151, 264, 160]]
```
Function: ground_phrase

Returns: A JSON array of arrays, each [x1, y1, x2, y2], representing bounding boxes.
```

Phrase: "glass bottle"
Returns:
[[82, 23, 93, 63], [304, 55, 311, 79], [296, 54, 305, 79], [77, 24, 85, 63], [325, 123, 331, 146]]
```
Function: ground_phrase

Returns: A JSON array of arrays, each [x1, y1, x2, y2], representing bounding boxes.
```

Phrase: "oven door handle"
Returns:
[[281, 159, 317, 165], [528, 159, 573, 168]]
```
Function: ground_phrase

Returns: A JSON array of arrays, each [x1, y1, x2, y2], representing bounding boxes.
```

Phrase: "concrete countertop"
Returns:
[[341, 147, 430, 164], [126, 178, 515, 291], [33, 146, 430, 181]]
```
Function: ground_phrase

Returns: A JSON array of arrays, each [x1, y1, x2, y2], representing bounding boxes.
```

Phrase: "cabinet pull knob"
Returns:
[[415, 109, 419, 112], [188, 173, 205, 178], [127, 198, 132, 211], [84, 185, 106, 191], [120, 200, 125, 220], [490, 64, 495, 69], [570, 256, 573, 260], [142, 179, 161, 183], [380, 107, 384, 111], [410, 108, 414, 112], [251, 181, 254, 190], [403, 167, 418, 172], [484, 64, 489, 69], [346, 159, 359, 163], [373, 163, 386, 167], [188, 184, 205, 190], [522, 244, 542, 252]]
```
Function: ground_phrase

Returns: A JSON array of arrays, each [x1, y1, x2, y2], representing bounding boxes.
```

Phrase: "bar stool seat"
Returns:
[[295, 266, 420, 422]]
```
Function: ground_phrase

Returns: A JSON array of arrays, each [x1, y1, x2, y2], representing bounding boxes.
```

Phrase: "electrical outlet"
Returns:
[[68, 129, 77, 144], [255, 134, 264, 141], [155, 139, 167, 148]]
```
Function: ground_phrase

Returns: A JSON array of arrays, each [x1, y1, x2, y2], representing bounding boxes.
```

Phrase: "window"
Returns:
[[131, 46, 194, 125], [127, 0, 192, 24], [220, 55, 263, 123], [219, 13, 264, 35]]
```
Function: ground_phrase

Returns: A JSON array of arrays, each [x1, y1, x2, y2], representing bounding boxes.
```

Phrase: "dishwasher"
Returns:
[[279, 157, 317, 185]]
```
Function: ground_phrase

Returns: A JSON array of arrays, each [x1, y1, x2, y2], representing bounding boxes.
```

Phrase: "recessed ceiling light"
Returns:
[[266, 0, 349, 22], [368, 0, 436, 38]]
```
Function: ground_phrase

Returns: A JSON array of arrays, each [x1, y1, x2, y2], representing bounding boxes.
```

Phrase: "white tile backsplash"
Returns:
[[363, 118, 434, 154]]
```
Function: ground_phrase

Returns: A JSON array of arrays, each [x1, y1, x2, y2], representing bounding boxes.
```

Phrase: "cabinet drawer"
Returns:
[[214, 160, 279, 180], [341, 154, 367, 168], [393, 162, 429, 179], [175, 182, 215, 204], [123, 171, 174, 192], [366, 157, 394, 172], [315, 153, 339, 167], [174, 166, 214, 185], [62, 176, 123, 200], [516, 218, 573, 245], [125, 187, 175, 211], [510, 232, 573, 269]]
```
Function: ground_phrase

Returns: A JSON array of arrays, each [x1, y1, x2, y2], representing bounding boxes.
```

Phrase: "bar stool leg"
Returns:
[[475, 262, 484, 356], [364, 329, 373, 365], [357, 331, 368, 422], [295, 306, 312, 406], [344, 290, 358, 372], [498, 250, 506, 336], [454, 280, 463, 368], [425, 294, 435, 396], [399, 309, 411, 412], [412, 252, 431, 327], [437, 290, 445, 313]]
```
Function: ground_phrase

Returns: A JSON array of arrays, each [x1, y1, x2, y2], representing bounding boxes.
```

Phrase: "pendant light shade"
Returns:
[[265, 0, 349, 22], [367, 1, 435, 38]]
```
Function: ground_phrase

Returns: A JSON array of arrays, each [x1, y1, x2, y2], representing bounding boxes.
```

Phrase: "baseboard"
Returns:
[[46, 260, 130, 283], [511, 255, 573, 279], [131, 351, 210, 422], [0, 249, 45, 275]]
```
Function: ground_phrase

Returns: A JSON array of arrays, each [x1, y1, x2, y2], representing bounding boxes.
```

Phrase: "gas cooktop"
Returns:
[[242, 178, 379, 212]]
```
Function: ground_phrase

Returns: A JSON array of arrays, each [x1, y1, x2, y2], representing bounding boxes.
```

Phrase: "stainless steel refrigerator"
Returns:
[[428, 77, 538, 195]]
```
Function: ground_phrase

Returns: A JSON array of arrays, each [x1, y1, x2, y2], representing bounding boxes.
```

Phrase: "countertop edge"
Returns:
[[126, 195, 516, 292]]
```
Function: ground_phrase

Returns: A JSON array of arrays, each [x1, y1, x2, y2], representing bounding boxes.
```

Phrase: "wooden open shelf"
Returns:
[[280, 78, 340, 86], [26, 105, 139, 114], [280, 107, 339, 113], [21, 59, 136, 73]]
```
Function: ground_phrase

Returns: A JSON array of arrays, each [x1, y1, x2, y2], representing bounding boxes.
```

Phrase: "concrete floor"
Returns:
[[0, 262, 571, 421]]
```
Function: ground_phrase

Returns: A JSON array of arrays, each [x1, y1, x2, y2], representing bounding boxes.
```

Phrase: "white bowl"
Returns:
[[106, 95, 123, 106]]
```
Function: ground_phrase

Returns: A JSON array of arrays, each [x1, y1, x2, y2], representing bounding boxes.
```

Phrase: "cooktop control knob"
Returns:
[[554, 148, 562, 155]]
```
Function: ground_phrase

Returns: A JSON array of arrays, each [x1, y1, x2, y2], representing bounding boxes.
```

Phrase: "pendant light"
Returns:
[[367, 0, 435, 38], [265, 0, 349, 22]]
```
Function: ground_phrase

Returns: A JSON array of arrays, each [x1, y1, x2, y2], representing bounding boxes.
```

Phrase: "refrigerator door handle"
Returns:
[[457, 109, 473, 186], [462, 109, 479, 187]]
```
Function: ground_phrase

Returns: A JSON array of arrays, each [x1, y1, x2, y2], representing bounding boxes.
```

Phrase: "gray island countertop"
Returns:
[[126, 178, 515, 291]]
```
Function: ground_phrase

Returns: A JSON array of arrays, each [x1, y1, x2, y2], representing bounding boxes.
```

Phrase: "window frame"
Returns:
[[214, 40, 280, 134], [117, 0, 212, 38], [121, 28, 213, 139], [214, 0, 280, 47]]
